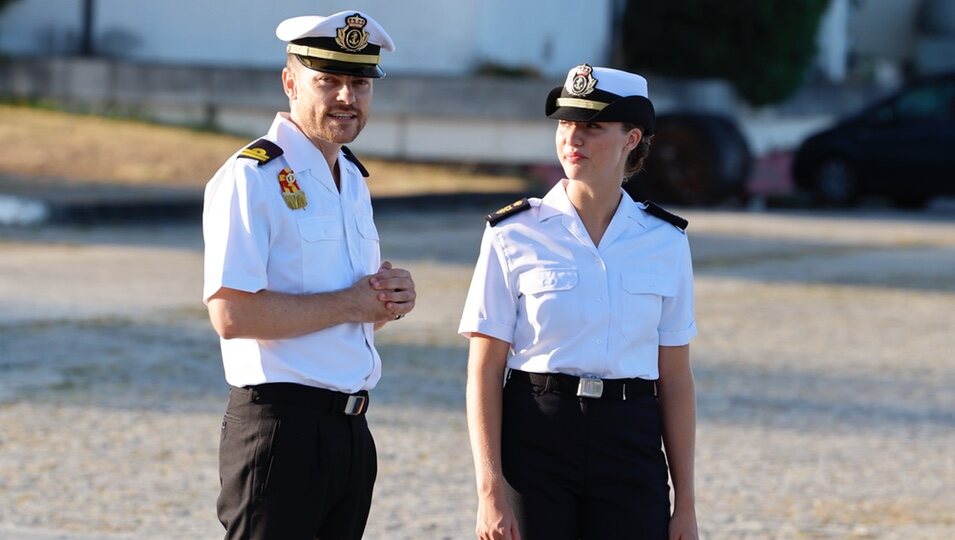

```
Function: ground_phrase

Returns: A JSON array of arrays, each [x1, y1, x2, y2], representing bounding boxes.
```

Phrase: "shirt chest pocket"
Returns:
[[518, 269, 581, 333], [298, 216, 343, 242], [355, 214, 381, 274], [297, 216, 345, 292], [619, 273, 677, 342]]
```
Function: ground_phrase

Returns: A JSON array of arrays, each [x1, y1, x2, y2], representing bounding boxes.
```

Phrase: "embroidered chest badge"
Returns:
[[336, 13, 370, 52], [277, 168, 307, 210], [566, 63, 598, 96]]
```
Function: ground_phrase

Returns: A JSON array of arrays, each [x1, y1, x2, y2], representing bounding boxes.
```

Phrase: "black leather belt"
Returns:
[[507, 369, 657, 400], [243, 383, 369, 415]]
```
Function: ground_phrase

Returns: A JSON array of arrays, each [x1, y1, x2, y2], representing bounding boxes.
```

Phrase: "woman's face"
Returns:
[[555, 119, 641, 184]]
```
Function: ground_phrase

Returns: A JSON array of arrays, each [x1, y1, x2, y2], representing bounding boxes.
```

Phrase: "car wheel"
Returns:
[[813, 158, 858, 206]]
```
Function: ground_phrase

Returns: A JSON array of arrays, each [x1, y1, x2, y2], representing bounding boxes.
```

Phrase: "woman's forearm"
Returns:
[[658, 344, 697, 511], [465, 335, 512, 496]]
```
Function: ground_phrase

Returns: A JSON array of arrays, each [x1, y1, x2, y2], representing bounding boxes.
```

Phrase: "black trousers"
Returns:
[[501, 373, 670, 540], [216, 384, 377, 540]]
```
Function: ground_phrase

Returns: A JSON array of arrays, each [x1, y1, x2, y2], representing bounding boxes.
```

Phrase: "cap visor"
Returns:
[[546, 107, 600, 122], [296, 56, 384, 78]]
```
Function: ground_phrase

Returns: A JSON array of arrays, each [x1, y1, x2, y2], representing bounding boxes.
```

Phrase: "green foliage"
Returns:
[[622, 0, 830, 106], [0, 0, 20, 15]]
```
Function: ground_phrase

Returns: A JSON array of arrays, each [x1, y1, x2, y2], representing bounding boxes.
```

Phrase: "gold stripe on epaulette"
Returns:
[[239, 147, 270, 162]]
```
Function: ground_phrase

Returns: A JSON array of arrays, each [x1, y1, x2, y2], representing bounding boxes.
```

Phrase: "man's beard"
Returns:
[[310, 108, 366, 144]]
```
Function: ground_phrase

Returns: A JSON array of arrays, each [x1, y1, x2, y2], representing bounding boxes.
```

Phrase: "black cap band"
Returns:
[[545, 86, 656, 133]]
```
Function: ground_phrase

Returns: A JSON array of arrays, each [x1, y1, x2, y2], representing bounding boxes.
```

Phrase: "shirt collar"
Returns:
[[538, 180, 573, 222], [622, 189, 648, 229], [268, 112, 363, 193], [538, 179, 647, 229], [267, 112, 322, 174]]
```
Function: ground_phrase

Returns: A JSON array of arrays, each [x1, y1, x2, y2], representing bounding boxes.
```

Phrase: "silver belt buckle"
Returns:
[[576, 375, 604, 398], [344, 394, 367, 415]]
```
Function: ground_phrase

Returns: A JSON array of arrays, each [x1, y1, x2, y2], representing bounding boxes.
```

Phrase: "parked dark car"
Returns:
[[792, 71, 955, 208], [625, 112, 752, 206]]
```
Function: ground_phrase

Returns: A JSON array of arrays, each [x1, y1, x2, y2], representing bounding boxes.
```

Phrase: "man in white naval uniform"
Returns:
[[202, 10, 415, 540]]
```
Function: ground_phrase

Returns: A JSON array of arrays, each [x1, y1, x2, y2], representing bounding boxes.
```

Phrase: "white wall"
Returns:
[[848, 0, 921, 63], [474, 0, 612, 76], [0, 0, 610, 77], [0, 0, 82, 54], [815, 0, 849, 81]]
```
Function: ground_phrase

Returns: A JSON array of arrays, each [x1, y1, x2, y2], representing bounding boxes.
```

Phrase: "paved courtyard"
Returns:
[[1, 207, 954, 539]]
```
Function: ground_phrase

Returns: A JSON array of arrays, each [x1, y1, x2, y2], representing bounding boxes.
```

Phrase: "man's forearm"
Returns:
[[208, 287, 364, 340]]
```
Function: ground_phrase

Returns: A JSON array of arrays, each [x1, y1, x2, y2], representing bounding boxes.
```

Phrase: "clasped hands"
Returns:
[[353, 260, 416, 323]]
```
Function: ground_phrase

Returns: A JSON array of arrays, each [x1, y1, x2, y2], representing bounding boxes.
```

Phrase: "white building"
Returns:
[[3, 0, 944, 81], [3, 0, 945, 162], [0, 0, 614, 77]]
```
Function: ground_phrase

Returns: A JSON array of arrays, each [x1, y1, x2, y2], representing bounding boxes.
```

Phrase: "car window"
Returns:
[[892, 80, 955, 122]]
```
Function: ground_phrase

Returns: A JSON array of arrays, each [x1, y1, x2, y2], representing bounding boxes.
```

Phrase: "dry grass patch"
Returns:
[[1, 105, 533, 196]]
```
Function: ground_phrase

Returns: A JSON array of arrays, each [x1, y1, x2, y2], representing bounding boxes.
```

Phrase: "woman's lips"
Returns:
[[564, 152, 586, 163]]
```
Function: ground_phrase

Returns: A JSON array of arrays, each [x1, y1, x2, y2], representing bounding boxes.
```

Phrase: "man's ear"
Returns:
[[282, 67, 296, 100]]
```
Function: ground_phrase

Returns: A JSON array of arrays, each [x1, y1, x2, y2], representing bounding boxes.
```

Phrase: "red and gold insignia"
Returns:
[[277, 168, 307, 210], [566, 63, 598, 97], [336, 13, 370, 52]]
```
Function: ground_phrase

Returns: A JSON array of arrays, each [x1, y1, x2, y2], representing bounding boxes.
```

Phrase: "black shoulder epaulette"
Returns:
[[643, 200, 688, 231], [237, 139, 283, 166], [486, 198, 531, 226], [341, 145, 370, 178]]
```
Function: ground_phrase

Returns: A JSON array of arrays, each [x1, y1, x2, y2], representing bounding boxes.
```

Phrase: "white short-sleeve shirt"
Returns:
[[203, 113, 382, 393], [458, 180, 697, 380]]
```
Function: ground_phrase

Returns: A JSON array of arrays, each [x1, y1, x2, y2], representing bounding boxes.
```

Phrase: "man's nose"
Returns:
[[336, 84, 355, 104]]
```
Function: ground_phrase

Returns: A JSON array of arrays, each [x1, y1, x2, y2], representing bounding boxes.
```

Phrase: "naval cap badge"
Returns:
[[566, 63, 598, 97], [336, 13, 371, 52]]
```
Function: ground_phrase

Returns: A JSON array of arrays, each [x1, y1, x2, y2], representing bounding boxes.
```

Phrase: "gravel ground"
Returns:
[[1, 207, 954, 539]]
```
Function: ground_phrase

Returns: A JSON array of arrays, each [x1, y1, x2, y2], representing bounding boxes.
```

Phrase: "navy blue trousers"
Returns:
[[501, 374, 671, 540]]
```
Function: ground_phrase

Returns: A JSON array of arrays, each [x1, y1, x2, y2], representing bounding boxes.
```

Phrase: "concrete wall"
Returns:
[[0, 56, 564, 163], [3, 56, 888, 161]]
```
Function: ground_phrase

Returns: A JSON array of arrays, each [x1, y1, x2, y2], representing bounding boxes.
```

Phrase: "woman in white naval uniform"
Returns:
[[460, 65, 699, 540]]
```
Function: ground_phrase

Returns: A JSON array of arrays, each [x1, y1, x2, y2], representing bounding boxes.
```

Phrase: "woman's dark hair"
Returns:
[[622, 123, 652, 181]]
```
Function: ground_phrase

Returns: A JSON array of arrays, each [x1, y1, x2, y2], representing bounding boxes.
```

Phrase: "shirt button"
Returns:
[[597, 297, 603, 303], [595, 338, 603, 344]]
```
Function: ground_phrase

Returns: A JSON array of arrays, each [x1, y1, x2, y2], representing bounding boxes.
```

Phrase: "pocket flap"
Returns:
[[297, 216, 343, 242], [621, 272, 676, 296], [519, 269, 579, 295], [356, 215, 379, 240]]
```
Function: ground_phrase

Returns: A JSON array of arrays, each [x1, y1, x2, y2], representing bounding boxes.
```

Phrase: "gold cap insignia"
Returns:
[[566, 63, 598, 97], [278, 168, 308, 210], [336, 13, 370, 52]]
